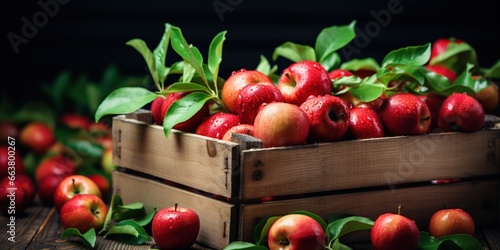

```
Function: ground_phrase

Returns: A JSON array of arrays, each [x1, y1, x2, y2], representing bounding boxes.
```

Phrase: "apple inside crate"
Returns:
[[111, 110, 500, 249]]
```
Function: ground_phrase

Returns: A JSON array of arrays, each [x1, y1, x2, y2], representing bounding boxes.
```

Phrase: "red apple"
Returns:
[[328, 68, 353, 80], [221, 124, 255, 142], [347, 107, 384, 139], [237, 83, 283, 124], [152, 204, 200, 250], [0, 122, 19, 143], [19, 122, 55, 154], [430, 37, 464, 62], [371, 209, 420, 250], [60, 194, 108, 232], [38, 174, 70, 206], [87, 174, 111, 201], [153, 92, 210, 133], [35, 155, 76, 184], [268, 213, 326, 250], [379, 93, 431, 136], [278, 60, 332, 105], [299, 95, 350, 142], [60, 113, 91, 130], [418, 93, 446, 133], [426, 65, 457, 83], [151, 96, 165, 126], [0, 145, 25, 179], [428, 208, 475, 238], [195, 112, 240, 140], [0, 176, 29, 215], [438, 92, 485, 132], [221, 69, 275, 114], [253, 102, 310, 148], [475, 82, 499, 115], [15, 173, 36, 205], [53, 174, 102, 211]]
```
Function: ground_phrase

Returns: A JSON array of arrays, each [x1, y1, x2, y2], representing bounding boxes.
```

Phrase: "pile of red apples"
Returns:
[[150, 39, 498, 148]]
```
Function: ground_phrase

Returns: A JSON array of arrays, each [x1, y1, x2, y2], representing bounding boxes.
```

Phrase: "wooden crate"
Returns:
[[111, 110, 500, 249]]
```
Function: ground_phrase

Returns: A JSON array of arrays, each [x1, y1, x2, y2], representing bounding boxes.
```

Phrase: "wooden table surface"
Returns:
[[2, 199, 500, 250]]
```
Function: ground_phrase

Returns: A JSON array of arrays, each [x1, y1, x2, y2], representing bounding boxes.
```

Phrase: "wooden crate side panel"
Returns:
[[240, 130, 500, 198], [112, 115, 240, 198], [112, 170, 237, 250], [239, 180, 498, 242]]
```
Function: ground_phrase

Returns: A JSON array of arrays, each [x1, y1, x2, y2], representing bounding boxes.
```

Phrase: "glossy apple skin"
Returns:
[[35, 155, 76, 184], [370, 213, 420, 250], [268, 214, 326, 250], [328, 69, 353, 80], [428, 208, 475, 238], [60, 194, 108, 233], [38, 174, 70, 206], [222, 69, 275, 114], [152, 205, 200, 250], [237, 83, 283, 124], [152, 92, 210, 132], [0, 145, 25, 179], [253, 102, 310, 148], [221, 124, 255, 142], [379, 93, 431, 136], [87, 174, 111, 202], [15, 174, 36, 205], [54, 175, 102, 211], [195, 112, 240, 140], [476, 83, 499, 114], [347, 107, 384, 139], [299, 95, 350, 142], [418, 93, 446, 133], [426, 65, 457, 83], [20, 122, 55, 154], [438, 92, 485, 132], [278, 60, 332, 105]]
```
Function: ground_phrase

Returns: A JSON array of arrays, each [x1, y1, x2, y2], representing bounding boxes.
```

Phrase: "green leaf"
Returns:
[[170, 26, 207, 83], [208, 31, 227, 88], [41, 70, 72, 110], [160, 82, 211, 94], [224, 241, 268, 250], [326, 215, 374, 243], [126, 39, 158, 87], [331, 238, 354, 250], [320, 52, 342, 72], [315, 20, 357, 64], [62, 228, 97, 248], [9, 102, 56, 128], [290, 210, 327, 231], [382, 43, 431, 68], [182, 62, 197, 83], [114, 202, 147, 221], [153, 23, 172, 90], [482, 59, 500, 78], [341, 57, 380, 72], [65, 139, 104, 160], [134, 207, 157, 227], [254, 216, 280, 246], [272, 41, 316, 62], [94, 87, 158, 122], [417, 232, 482, 250], [348, 79, 386, 102], [256, 55, 279, 82], [103, 220, 151, 245], [99, 194, 124, 234], [429, 42, 478, 74], [163, 92, 212, 137]]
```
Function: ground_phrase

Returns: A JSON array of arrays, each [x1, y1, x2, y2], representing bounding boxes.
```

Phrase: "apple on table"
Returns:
[[370, 205, 420, 250], [53, 174, 102, 211], [428, 208, 475, 238], [268, 213, 326, 250], [59, 194, 108, 233], [152, 204, 200, 250]]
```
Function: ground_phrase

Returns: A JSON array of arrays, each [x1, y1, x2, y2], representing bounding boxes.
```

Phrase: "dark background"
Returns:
[[2, 0, 499, 106]]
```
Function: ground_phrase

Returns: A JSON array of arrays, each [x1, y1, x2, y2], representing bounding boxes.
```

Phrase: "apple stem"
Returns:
[[72, 178, 79, 194], [285, 72, 296, 86], [175, 203, 178, 211], [398, 204, 403, 215]]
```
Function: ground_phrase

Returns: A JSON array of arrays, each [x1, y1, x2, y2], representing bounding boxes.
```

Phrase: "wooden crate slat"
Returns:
[[112, 115, 240, 198], [240, 130, 500, 198], [112, 170, 237, 250], [239, 180, 498, 242]]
